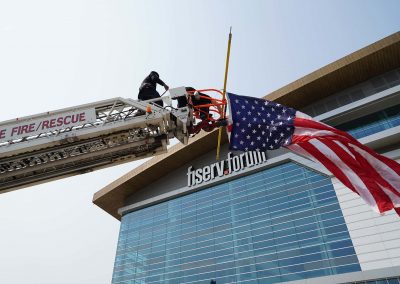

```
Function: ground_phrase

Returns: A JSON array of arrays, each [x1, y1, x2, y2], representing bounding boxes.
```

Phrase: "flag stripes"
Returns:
[[289, 114, 400, 214]]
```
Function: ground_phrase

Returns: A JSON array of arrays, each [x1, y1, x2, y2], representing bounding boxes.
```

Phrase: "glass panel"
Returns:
[[336, 104, 400, 139]]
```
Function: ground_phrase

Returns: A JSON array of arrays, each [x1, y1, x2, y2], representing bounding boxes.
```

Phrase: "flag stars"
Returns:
[[230, 93, 298, 152]]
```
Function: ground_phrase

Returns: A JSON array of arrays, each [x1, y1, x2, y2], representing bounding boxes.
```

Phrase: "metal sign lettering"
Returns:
[[187, 151, 268, 187]]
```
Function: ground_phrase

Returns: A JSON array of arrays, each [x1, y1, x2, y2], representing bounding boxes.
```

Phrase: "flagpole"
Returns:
[[216, 27, 232, 160]]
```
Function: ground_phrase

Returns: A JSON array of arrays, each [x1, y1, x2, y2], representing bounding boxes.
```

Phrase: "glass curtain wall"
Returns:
[[112, 162, 360, 284]]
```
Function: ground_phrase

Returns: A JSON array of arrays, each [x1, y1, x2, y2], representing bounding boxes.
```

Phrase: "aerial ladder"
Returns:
[[0, 87, 226, 193]]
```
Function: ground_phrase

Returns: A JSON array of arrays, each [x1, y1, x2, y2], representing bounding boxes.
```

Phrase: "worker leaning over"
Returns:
[[138, 71, 169, 107]]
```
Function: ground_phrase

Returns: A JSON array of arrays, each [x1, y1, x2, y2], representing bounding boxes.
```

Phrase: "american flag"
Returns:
[[227, 93, 400, 215]]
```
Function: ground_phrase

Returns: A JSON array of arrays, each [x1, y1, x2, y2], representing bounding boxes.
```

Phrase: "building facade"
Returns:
[[94, 32, 400, 284]]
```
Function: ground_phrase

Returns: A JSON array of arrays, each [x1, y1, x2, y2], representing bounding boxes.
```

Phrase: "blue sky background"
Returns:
[[0, 1, 399, 283]]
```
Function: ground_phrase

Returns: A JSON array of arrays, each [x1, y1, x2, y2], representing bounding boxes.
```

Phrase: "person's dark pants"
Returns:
[[138, 87, 163, 107]]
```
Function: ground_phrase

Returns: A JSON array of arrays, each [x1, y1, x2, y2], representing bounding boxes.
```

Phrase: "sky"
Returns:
[[0, 1, 399, 283]]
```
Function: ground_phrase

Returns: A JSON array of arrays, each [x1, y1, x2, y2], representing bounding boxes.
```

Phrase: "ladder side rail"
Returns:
[[0, 138, 169, 192], [0, 119, 170, 177], [0, 114, 167, 156], [0, 98, 128, 146], [0, 97, 129, 126], [0, 136, 162, 176], [0, 98, 171, 153]]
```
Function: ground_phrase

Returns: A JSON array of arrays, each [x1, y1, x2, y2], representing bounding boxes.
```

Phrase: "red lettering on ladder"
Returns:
[[42, 120, 49, 129]]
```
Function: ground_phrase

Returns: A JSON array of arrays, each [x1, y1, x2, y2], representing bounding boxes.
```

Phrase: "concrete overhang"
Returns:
[[93, 129, 228, 220], [93, 32, 400, 220]]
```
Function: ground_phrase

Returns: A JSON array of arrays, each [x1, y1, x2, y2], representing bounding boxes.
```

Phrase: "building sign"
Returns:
[[0, 108, 97, 141], [187, 151, 267, 187]]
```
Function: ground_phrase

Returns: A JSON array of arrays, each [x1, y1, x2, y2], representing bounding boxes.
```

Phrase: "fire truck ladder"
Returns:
[[0, 88, 191, 193]]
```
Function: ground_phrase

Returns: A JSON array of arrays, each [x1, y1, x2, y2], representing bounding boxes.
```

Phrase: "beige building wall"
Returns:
[[334, 155, 400, 271]]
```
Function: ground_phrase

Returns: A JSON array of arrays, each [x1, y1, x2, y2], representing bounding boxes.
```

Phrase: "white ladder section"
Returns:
[[0, 88, 191, 192]]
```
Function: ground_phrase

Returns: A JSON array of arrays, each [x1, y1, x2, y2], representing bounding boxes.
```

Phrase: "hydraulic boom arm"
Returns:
[[0, 88, 191, 193]]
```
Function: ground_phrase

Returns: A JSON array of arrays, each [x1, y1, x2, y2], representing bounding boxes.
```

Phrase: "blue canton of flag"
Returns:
[[227, 93, 296, 152]]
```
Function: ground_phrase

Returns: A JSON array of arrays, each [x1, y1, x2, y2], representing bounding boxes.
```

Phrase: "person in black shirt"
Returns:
[[138, 71, 169, 107]]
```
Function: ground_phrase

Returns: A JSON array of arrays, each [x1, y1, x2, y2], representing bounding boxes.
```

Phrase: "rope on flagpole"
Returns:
[[216, 27, 232, 160]]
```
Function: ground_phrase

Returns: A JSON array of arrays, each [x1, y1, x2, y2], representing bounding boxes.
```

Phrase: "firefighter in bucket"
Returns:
[[174, 87, 227, 135]]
